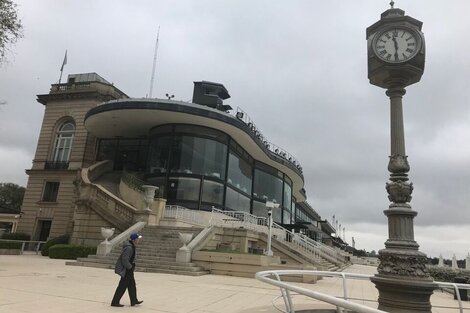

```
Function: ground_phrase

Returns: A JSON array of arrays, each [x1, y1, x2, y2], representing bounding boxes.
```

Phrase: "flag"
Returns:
[[60, 50, 67, 71]]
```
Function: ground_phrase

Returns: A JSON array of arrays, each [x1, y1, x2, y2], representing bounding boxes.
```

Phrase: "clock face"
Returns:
[[374, 28, 419, 63]]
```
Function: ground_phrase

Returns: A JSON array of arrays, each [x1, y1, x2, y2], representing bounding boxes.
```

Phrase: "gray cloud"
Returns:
[[1, 0, 469, 255]]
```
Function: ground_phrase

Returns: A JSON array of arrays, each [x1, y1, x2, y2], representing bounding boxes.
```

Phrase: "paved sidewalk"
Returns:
[[0, 254, 467, 312]]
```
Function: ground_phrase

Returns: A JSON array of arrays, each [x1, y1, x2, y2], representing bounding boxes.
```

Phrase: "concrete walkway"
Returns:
[[0, 254, 467, 312]]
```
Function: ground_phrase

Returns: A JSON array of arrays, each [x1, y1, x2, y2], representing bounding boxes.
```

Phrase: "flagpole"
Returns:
[[148, 27, 160, 98], [59, 50, 68, 84], [59, 68, 64, 84]]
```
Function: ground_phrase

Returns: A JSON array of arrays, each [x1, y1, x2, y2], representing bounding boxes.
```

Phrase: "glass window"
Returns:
[[283, 181, 292, 210], [291, 198, 296, 222], [272, 206, 281, 224], [42, 182, 60, 202], [116, 139, 141, 171], [138, 140, 149, 169], [253, 168, 283, 204], [252, 200, 267, 219], [167, 177, 200, 202], [147, 136, 171, 175], [150, 124, 173, 136], [97, 139, 117, 161], [227, 152, 252, 194], [202, 179, 224, 205], [225, 187, 250, 212], [174, 125, 228, 143], [53, 122, 75, 162], [144, 176, 165, 198], [282, 209, 291, 224], [170, 136, 227, 179]]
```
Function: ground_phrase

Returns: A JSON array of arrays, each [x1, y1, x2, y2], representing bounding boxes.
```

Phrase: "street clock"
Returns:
[[366, 6, 425, 89]]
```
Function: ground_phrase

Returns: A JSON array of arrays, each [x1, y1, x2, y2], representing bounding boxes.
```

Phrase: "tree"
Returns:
[[0, 0, 23, 64], [0, 182, 25, 213]]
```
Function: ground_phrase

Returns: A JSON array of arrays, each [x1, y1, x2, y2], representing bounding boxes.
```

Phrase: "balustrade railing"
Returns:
[[79, 162, 137, 227], [209, 208, 347, 265], [164, 205, 208, 227], [92, 187, 134, 224], [161, 205, 346, 266]]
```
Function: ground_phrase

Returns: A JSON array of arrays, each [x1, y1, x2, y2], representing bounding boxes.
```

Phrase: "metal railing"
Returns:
[[164, 205, 209, 227], [256, 269, 470, 313], [0, 239, 46, 254], [209, 208, 347, 266]]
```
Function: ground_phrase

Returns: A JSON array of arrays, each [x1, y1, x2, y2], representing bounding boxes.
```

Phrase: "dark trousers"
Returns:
[[111, 268, 138, 305]]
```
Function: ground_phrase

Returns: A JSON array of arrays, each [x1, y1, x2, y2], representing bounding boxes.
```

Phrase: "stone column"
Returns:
[[371, 87, 436, 313]]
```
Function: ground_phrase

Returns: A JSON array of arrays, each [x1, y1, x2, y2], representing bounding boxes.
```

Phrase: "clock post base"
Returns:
[[371, 275, 436, 313]]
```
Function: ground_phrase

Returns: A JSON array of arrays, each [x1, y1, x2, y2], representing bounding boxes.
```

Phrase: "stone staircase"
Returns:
[[71, 225, 209, 276]]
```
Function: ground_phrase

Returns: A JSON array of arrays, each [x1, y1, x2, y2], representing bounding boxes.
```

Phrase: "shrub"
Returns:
[[428, 266, 470, 283], [0, 241, 22, 249], [41, 234, 70, 256], [48, 244, 97, 260], [1, 232, 30, 241]]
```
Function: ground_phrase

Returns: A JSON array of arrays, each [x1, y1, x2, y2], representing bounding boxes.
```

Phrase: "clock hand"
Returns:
[[392, 37, 399, 60]]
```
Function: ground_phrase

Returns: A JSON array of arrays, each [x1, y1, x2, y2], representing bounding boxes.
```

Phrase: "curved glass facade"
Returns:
[[98, 124, 296, 223]]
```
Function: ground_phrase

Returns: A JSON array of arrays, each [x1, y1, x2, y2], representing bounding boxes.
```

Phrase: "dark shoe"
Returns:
[[131, 300, 143, 306], [111, 303, 124, 307]]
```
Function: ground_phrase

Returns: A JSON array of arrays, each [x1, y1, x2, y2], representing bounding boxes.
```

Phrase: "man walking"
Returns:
[[111, 233, 143, 307]]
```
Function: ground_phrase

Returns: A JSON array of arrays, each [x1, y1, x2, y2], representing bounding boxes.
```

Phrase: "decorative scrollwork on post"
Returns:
[[378, 253, 429, 277]]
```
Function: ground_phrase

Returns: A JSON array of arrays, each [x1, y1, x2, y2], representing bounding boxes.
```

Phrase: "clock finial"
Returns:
[[390, 0, 395, 8]]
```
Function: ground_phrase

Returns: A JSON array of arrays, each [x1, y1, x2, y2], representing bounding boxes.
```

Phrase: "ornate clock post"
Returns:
[[366, 2, 436, 312]]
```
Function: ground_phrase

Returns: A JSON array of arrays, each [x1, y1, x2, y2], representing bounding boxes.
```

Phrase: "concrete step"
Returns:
[[140, 268, 209, 276], [71, 224, 208, 276], [83, 256, 200, 267]]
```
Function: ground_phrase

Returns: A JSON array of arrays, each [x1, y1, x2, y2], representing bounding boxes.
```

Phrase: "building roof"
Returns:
[[67, 73, 110, 84]]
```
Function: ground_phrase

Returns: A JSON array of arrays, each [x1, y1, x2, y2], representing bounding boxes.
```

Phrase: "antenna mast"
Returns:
[[148, 26, 160, 98]]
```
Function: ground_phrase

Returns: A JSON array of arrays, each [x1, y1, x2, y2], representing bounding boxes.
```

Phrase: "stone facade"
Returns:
[[17, 75, 127, 241]]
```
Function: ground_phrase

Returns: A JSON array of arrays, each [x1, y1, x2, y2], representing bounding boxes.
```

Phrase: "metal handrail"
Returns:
[[0, 239, 46, 254], [256, 269, 470, 313], [164, 205, 208, 227]]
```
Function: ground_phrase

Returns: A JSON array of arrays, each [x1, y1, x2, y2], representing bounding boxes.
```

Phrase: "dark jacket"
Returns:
[[114, 241, 135, 277]]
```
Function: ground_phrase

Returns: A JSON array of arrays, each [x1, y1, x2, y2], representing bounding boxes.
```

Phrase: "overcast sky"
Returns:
[[0, 0, 469, 259]]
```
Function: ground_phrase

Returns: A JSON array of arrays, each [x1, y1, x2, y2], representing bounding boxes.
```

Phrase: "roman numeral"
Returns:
[[406, 36, 413, 41], [402, 53, 407, 59], [376, 45, 385, 49], [379, 50, 387, 55], [385, 33, 391, 39], [379, 39, 387, 43], [392, 30, 398, 37], [406, 48, 414, 53], [386, 53, 392, 60], [401, 32, 405, 38], [408, 42, 416, 46]]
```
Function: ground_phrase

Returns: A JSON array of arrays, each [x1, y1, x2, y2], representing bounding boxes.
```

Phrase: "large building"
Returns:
[[17, 73, 336, 245]]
